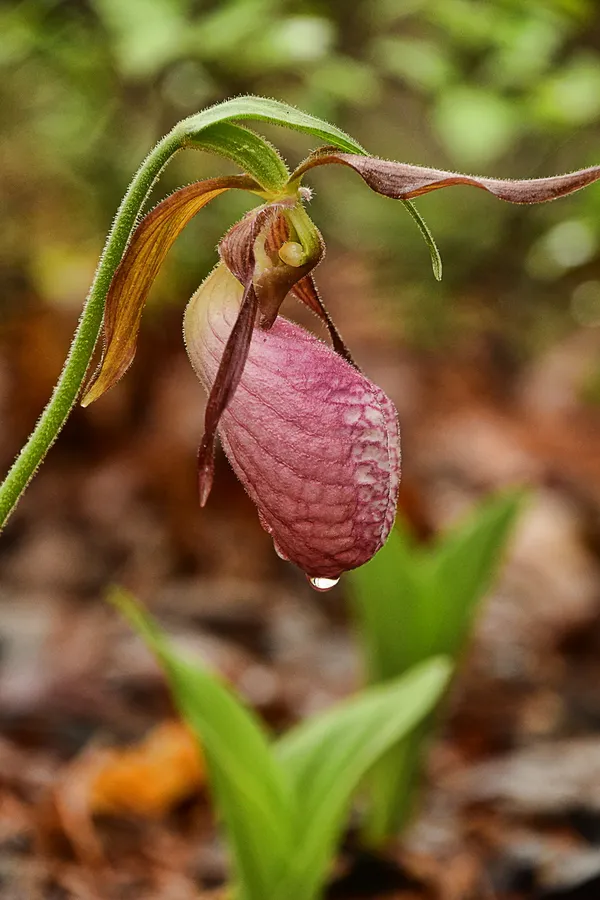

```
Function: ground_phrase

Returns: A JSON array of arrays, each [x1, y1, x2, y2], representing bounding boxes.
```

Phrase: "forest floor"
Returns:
[[2, 263, 600, 899]]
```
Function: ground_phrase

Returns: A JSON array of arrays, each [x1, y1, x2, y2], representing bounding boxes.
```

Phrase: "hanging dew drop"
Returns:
[[308, 575, 340, 592]]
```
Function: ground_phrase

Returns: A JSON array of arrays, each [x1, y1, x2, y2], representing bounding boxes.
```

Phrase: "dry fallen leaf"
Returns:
[[89, 720, 204, 818], [50, 721, 204, 864]]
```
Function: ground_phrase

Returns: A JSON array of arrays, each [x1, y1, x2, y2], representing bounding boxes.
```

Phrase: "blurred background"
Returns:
[[2, 0, 600, 897]]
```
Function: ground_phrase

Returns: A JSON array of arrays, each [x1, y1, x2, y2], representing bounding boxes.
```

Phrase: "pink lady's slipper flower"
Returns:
[[81, 154, 600, 584], [183, 263, 400, 582]]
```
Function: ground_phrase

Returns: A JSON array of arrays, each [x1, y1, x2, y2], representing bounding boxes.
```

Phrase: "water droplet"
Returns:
[[308, 575, 340, 592]]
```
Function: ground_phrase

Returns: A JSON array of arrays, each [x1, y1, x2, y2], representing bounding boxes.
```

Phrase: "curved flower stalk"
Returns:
[[2, 97, 600, 583]]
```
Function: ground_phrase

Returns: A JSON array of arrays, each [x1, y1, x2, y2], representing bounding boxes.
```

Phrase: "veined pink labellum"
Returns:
[[184, 264, 400, 579]]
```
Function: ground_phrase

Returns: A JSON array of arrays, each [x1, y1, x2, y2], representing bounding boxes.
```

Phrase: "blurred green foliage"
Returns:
[[349, 492, 523, 843], [114, 588, 450, 900], [3, 0, 600, 352]]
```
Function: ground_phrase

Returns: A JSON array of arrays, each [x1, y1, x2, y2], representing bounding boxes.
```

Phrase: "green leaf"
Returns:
[[275, 657, 451, 900], [110, 588, 293, 900], [349, 519, 430, 681], [433, 86, 520, 167], [179, 94, 366, 155], [401, 199, 443, 281], [351, 490, 524, 677], [348, 491, 524, 844], [425, 490, 525, 657], [111, 590, 451, 900], [189, 121, 290, 192], [363, 721, 428, 845]]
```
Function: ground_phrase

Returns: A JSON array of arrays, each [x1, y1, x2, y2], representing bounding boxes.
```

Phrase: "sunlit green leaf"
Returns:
[[374, 36, 456, 93], [187, 0, 279, 61], [243, 16, 334, 69], [308, 56, 381, 106], [275, 657, 451, 900], [110, 588, 293, 900], [349, 491, 524, 842], [425, 491, 525, 656], [533, 54, 600, 125], [350, 518, 429, 681], [92, 0, 188, 78], [190, 121, 290, 191], [180, 95, 367, 155]]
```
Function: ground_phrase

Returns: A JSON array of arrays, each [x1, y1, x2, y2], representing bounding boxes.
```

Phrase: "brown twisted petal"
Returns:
[[292, 274, 356, 367], [196, 278, 259, 505], [81, 174, 259, 407], [292, 149, 600, 204], [218, 204, 279, 285], [197, 204, 277, 504]]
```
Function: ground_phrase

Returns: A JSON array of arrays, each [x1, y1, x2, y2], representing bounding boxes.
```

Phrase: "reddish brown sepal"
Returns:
[[81, 175, 258, 407], [293, 149, 600, 204]]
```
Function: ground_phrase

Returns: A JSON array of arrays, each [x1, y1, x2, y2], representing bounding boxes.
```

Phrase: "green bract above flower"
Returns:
[[80, 128, 600, 582]]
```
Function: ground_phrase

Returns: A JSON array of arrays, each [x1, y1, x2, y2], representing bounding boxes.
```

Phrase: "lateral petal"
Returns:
[[293, 150, 600, 204], [81, 175, 258, 407]]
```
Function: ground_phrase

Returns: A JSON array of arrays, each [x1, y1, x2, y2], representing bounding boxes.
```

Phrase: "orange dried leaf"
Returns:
[[89, 721, 204, 817], [52, 721, 204, 864]]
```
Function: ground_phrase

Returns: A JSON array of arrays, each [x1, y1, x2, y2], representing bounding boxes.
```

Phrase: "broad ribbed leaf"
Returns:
[[362, 720, 428, 845], [81, 175, 258, 406], [112, 590, 451, 900], [111, 590, 293, 900], [275, 658, 451, 900], [351, 491, 523, 681]]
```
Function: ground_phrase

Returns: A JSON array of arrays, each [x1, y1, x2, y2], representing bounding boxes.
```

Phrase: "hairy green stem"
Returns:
[[0, 126, 185, 529]]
